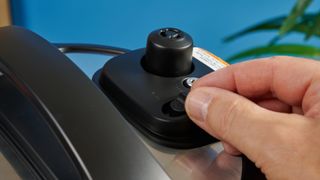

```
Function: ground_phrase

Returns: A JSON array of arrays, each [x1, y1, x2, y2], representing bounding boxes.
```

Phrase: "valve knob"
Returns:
[[142, 28, 193, 77]]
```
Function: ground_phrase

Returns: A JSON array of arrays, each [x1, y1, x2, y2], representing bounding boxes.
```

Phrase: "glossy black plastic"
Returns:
[[0, 26, 168, 180], [142, 28, 193, 77], [94, 47, 217, 148]]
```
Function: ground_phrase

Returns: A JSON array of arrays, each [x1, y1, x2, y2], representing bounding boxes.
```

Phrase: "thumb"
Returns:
[[185, 87, 301, 163]]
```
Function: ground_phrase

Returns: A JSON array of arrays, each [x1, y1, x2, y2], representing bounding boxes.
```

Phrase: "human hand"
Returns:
[[185, 56, 320, 179]]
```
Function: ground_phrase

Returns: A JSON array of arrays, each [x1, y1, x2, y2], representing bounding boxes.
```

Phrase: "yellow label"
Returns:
[[192, 47, 229, 70]]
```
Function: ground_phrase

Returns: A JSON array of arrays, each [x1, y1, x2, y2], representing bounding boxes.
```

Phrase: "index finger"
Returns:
[[192, 56, 320, 106]]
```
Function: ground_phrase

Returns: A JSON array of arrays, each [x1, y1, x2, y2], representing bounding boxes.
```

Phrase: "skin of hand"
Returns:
[[185, 56, 320, 180]]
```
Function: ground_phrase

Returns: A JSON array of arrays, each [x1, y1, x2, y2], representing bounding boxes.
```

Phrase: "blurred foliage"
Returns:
[[225, 0, 320, 63], [228, 44, 320, 60]]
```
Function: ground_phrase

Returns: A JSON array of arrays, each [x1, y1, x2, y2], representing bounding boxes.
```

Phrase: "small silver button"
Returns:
[[183, 77, 198, 88]]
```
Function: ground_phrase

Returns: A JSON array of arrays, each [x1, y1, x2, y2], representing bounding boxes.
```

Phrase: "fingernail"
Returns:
[[186, 90, 213, 122]]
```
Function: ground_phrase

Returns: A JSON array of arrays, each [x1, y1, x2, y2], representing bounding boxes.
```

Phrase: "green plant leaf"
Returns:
[[305, 11, 320, 40], [224, 14, 317, 42], [279, 0, 312, 36], [224, 16, 286, 42], [227, 44, 320, 63]]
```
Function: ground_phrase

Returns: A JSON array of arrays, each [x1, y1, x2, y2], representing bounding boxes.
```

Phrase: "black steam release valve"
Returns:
[[93, 28, 216, 148]]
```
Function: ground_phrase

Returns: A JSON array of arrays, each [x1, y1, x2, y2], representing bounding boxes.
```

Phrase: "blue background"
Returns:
[[10, 0, 320, 77]]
